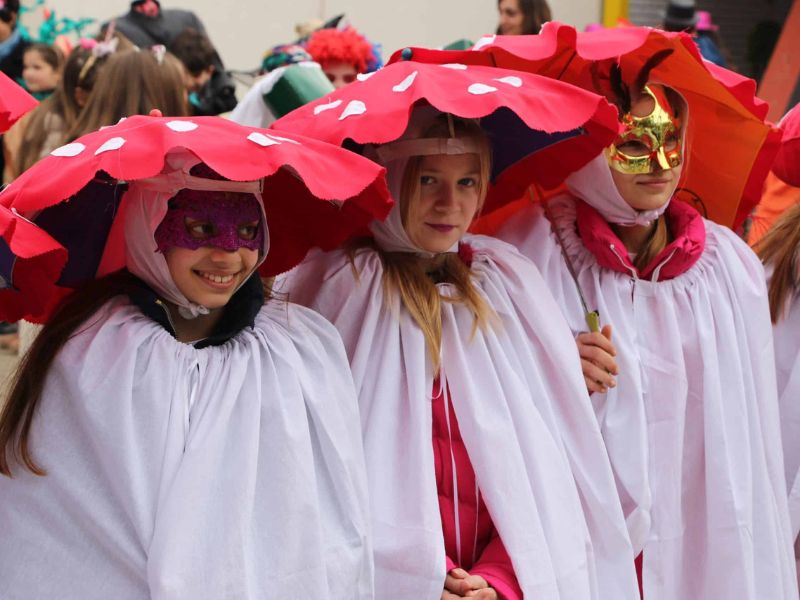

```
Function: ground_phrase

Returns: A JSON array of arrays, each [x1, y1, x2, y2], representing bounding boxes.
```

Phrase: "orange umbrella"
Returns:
[[389, 23, 781, 229]]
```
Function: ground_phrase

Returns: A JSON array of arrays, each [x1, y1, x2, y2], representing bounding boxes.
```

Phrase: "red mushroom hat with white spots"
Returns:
[[0, 70, 37, 134], [0, 115, 392, 322], [271, 58, 620, 215], [387, 23, 780, 230]]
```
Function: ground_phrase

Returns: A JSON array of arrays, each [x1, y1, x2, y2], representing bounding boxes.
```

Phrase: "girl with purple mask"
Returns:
[[0, 154, 373, 599]]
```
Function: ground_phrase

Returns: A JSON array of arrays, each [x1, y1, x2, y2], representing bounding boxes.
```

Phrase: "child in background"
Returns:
[[66, 47, 188, 141], [21, 43, 63, 100], [305, 26, 380, 89]]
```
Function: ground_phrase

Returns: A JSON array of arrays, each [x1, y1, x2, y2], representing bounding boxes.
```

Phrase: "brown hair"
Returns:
[[755, 203, 800, 323], [496, 0, 552, 35], [0, 270, 143, 476], [24, 43, 65, 72], [632, 216, 671, 273], [170, 27, 216, 75], [16, 48, 99, 174], [353, 116, 494, 369], [14, 34, 135, 175], [67, 48, 188, 141]]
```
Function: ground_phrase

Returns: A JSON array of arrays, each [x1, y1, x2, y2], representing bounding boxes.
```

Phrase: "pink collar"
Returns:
[[574, 199, 706, 281]]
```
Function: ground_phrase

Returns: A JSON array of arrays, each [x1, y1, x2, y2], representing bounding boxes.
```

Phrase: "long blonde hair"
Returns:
[[355, 116, 494, 369], [755, 202, 800, 323]]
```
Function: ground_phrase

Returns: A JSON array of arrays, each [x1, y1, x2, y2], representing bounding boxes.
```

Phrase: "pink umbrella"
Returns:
[[272, 59, 620, 216]]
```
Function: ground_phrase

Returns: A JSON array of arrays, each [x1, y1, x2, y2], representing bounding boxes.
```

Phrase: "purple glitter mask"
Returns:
[[154, 189, 265, 253]]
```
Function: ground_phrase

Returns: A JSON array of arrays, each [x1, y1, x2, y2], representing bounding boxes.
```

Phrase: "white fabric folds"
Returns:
[[495, 196, 798, 600], [279, 235, 639, 600], [769, 272, 800, 540], [0, 300, 373, 600]]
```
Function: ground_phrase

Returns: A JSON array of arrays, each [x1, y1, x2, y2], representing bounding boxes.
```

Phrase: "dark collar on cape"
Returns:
[[127, 272, 264, 348]]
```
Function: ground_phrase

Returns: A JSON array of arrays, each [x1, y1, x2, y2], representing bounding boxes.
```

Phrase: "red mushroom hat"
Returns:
[[272, 58, 620, 216], [0, 70, 37, 133], [0, 115, 392, 322]]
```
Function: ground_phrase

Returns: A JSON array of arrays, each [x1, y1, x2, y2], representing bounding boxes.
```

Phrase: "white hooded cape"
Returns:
[[278, 234, 639, 600], [495, 195, 797, 600], [0, 299, 372, 600], [770, 275, 800, 540]]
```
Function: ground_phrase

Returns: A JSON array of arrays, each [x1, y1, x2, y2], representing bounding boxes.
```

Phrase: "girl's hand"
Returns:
[[465, 587, 499, 599], [443, 568, 498, 598], [576, 324, 618, 394]]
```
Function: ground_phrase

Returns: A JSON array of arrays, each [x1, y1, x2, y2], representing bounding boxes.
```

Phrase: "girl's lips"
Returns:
[[426, 223, 456, 233], [637, 179, 670, 189], [194, 269, 239, 290]]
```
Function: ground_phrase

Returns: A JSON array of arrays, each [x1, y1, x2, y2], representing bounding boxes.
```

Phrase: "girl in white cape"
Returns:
[[755, 102, 800, 572], [280, 110, 639, 600], [491, 77, 798, 598], [0, 157, 372, 599]]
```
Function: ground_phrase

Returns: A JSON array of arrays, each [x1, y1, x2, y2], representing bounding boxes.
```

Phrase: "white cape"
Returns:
[[0, 300, 372, 600], [496, 196, 798, 600], [770, 276, 800, 540], [279, 234, 639, 600]]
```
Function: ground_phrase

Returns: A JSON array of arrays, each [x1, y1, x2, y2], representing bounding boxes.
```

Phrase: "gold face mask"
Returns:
[[607, 85, 683, 175]]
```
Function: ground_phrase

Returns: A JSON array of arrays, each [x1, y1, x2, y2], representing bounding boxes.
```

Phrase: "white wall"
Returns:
[[33, 0, 601, 71]]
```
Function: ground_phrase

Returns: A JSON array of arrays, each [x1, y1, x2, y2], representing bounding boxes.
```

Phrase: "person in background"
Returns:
[[663, 0, 729, 67], [0, 0, 28, 83], [694, 11, 729, 68], [496, 0, 552, 36], [107, 0, 236, 115], [2, 33, 129, 357], [754, 105, 800, 575], [169, 27, 216, 112], [21, 43, 63, 100], [305, 26, 379, 89], [4, 35, 125, 183], [0, 0, 29, 211], [67, 47, 188, 141]]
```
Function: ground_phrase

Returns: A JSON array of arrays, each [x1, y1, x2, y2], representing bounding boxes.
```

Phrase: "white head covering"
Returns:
[[565, 152, 670, 227], [123, 150, 268, 319], [366, 107, 483, 256]]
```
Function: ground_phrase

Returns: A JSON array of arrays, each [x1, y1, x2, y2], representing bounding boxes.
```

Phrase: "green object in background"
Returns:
[[263, 65, 335, 119], [443, 39, 474, 51]]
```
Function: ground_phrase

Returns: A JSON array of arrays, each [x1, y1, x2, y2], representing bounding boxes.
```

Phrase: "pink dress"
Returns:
[[432, 379, 523, 599]]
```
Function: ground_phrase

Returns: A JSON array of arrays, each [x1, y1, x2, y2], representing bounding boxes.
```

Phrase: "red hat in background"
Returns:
[[773, 104, 800, 187]]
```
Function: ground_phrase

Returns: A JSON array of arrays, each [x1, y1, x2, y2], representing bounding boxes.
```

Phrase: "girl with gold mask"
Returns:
[[492, 61, 797, 599]]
